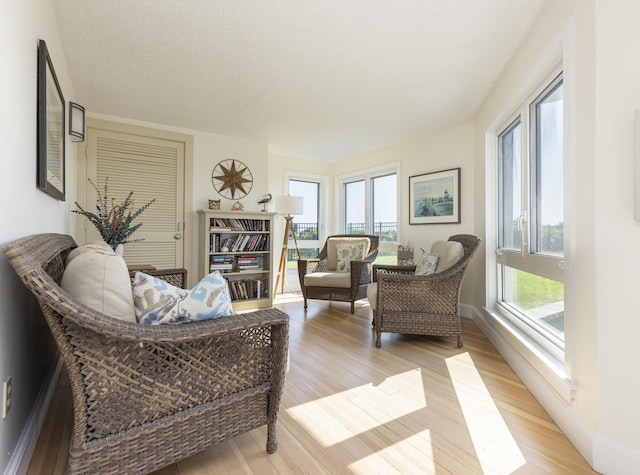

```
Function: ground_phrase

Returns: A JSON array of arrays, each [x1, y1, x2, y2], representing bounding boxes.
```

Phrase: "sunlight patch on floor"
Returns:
[[348, 429, 436, 474], [273, 291, 303, 304], [445, 352, 526, 474], [286, 368, 427, 446]]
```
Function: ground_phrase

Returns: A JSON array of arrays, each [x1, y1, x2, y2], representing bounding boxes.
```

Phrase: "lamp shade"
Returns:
[[276, 195, 303, 215], [69, 101, 85, 142]]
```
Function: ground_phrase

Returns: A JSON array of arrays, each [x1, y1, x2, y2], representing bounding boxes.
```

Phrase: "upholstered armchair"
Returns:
[[297, 234, 379, 313], [368, 234, 480, 348]]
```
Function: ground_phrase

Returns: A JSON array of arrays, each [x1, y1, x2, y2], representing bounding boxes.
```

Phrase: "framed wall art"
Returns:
[[409, 167, 460, 225], [37, 39, 66, 200]]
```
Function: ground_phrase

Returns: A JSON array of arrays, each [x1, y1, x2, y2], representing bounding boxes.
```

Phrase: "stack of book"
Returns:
[[209, 255, 234, 273], [236, 256, 261, 272]]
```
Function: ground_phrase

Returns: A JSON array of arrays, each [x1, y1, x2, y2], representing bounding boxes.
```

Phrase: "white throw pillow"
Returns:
[[134, 271, 234, 325], [336, 244, 364, 272], [65, 241, 115, 265], [415, 253, 439, 275], [430, 240, 464, 273], [61, 244, 136, 322]]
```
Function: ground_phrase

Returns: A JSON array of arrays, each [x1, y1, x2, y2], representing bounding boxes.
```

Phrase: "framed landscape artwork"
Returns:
[[409, 167, 460, 225], [37, 39, 66, 201]]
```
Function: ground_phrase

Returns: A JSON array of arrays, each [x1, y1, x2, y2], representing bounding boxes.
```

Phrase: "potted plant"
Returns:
[[72, 178, 156, 254]]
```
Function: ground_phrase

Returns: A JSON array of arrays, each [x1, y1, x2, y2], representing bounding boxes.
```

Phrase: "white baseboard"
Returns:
[[4, 357, 62, 475], [594, 434, 640, 475]]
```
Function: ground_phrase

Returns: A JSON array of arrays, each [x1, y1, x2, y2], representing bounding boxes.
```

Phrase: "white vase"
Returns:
[[115, 244, 124, 256]]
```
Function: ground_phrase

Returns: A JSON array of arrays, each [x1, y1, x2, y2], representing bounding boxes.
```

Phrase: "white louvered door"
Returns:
[[85, 128, 185, 268]]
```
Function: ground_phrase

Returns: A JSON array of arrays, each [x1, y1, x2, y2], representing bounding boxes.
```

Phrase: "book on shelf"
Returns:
[[226, 277, 269, 301], [213, 234, 269, 253], [209, 217, 269, 232]]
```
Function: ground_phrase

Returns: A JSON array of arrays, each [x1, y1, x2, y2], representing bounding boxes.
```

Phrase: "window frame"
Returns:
[[335, 162, 400, 254], [491, 67, 567, 376]]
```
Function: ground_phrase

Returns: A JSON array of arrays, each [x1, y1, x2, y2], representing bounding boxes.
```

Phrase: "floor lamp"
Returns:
[[273, 195, 303, 298]]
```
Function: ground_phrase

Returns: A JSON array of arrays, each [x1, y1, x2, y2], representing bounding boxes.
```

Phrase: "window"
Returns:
[[288, 178, 321, 260], [338, 164, 399, 261], [344, 180, 365, 234], [372, 174, 398, 243], [495, 73, 565, 361]]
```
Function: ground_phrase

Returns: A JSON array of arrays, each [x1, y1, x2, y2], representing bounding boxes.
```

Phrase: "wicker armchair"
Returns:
[[128, 267, 187, 287], [3, 234, 289, 475], [371, 234, 480, 348], [298, 234, 379, 314]]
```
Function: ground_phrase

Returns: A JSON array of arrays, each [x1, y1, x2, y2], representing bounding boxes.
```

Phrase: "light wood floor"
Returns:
[[28, 294, 598, 474]]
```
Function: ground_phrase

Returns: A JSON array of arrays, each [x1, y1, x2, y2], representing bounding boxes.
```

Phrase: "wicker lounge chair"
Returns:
[[2, 234, 289, 475], [297, 234, 379, 314], [370, 234, 480, 348]]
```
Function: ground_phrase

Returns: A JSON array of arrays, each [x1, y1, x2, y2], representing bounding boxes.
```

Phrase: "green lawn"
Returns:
[[511, 269, 564, 310]]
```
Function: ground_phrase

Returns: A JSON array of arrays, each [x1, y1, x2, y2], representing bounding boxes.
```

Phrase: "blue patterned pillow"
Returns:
[[133, 271, 234, 325]]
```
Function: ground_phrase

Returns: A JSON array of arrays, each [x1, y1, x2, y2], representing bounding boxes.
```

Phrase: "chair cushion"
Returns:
[[415, 253, 439, 275], [61, 243, 136, 322], [304, 271, 352, 288], [430, 240, 464, 273], [367, 282, 377, 310], [336, 243, 365, 272], [326, 237, 370, 271], [133, 271, 234, 324]]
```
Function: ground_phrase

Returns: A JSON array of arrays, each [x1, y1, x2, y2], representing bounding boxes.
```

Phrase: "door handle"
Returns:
[[174, 233, 182, 240]]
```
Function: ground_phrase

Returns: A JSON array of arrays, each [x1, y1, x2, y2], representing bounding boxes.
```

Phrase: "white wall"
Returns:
[[0, 0, 79, 472], [593, 0, 640, 471]]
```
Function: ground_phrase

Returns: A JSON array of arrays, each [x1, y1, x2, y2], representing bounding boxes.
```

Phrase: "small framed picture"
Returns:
[[409, 167, 461, 225], [208, 199, 221, 210]]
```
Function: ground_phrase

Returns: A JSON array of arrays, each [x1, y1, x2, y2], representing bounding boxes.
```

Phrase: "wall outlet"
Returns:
[[2, 377, 11, 419]]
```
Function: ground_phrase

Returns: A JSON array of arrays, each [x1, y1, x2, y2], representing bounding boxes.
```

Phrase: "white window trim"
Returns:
[[484, 18, 577, 402]]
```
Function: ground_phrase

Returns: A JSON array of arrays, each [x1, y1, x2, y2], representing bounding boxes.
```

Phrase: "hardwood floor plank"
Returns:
[[27, 295, 598, 474]]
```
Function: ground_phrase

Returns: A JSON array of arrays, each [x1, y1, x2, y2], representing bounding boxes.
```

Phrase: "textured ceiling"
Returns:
[[52, 0, 545, 161]]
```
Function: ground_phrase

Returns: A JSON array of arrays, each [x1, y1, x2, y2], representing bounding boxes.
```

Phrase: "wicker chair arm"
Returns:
[[372, 264, 416, 281], [348, 258, 370, 285], [361, 248, 379, 264], [298, 258, 319, 272], [129, 267, 187, 288]]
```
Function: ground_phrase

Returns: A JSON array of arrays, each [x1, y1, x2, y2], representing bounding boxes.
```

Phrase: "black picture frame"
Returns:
[[37, 39, 65, 200], [409, 167, 461, 224]]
